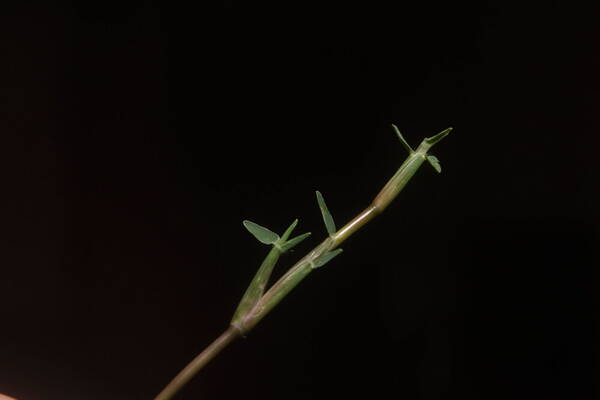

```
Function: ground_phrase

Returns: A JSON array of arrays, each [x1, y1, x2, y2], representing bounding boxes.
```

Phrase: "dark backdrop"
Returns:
[[0, 1, 597, 399]]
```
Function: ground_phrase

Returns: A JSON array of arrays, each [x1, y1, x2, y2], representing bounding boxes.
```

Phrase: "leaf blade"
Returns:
[[243, 220, 280, 245], [427, 155, 442, 173], [281, 232, 311, 252], [424, 127, 452, 146], [391, 124, 414, 154], [280, 219, 298, 243], [316, 191, 336, 236]]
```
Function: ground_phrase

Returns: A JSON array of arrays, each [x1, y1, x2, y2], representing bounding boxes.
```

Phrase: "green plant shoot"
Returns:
[[154, 124, 452, 400]]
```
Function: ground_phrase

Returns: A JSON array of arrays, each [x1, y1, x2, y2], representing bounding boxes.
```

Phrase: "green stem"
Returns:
[[243, 129, 450, 331], [154, 127, 451, 399], [230, 246, 281, 329], [154, 326, 240, 400]]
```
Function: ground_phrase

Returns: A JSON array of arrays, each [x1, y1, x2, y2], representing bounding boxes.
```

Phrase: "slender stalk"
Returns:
[[154, 126, 451, 399], [154, 326, 240, 400], [230, 246, 281, 328], [243, 139, 439, 329]]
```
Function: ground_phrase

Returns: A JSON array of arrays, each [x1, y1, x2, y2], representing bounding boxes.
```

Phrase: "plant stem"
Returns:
[[230, 246, 281, 328], [154, 127, 451, 399], [243, 137, 439, 330], [154, 326, 240, 400]]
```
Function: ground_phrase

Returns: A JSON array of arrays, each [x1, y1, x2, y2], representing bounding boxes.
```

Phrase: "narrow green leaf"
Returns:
[[243, 220, 280, 245], [424, 127, 452, 146], [313, 249, 343, 268], [391, 124, 414, 154], [427, 155, 442, 173], [281, 232, 311, 252], [316, 191, 336, 236], [280, 219, 298, 242]]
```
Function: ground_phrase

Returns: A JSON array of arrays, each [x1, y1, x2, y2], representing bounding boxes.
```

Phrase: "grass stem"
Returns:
[[154, 126, 451, 399], [154, 326, 240, 400]]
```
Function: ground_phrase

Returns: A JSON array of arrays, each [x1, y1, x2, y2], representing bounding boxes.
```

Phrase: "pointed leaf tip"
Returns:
[[424, 127, 452, 146], [316, 191, 336, 236], [281, 232, 311, 252], [427, 155, 442, 173], [243, 220, 280, 245], [280, 219, 299, 242]]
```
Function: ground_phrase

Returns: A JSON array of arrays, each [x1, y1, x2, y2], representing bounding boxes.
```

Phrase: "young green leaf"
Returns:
[[391, 124, 414, 154], [316, 191, 336, 236], [427, 155, 442, 173], [243, 220, 280, 245], [424, 127, 452, 146], [281, 232, 311, 252], [313, 249, 343, 268], [280, 219, 298, 242]]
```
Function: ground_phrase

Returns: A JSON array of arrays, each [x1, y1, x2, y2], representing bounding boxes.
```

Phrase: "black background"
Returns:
[[0, 1, 598, 399]]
